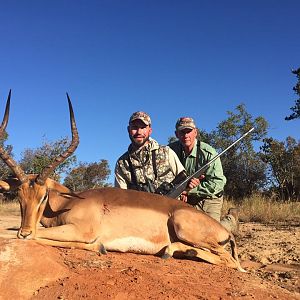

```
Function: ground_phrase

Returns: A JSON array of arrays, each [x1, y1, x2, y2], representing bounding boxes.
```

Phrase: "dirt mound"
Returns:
[[0, 239, 68, 300], [0, 216, 299, 299]]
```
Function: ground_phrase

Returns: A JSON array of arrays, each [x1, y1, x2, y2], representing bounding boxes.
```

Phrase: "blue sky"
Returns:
[[0, 0, 299, 184]]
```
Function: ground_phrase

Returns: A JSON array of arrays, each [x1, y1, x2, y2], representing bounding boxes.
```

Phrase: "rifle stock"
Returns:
[[166, 127, 254, 199]]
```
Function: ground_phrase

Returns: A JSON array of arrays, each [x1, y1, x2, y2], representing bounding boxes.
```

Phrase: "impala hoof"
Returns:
[[185, 249, 197, 257], [161, 253, 172, 259], [99, 244, 107, 255]]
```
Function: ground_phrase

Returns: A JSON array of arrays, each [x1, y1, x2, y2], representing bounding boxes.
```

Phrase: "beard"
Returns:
[[129, 133, 150, 148]]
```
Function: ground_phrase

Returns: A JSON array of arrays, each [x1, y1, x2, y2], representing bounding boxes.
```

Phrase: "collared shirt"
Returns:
[[169, 139, 226, 199], [115, 138, 185, 190]]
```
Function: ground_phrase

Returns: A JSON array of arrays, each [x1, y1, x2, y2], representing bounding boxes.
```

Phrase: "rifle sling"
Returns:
[[126, 150, 157, 188]]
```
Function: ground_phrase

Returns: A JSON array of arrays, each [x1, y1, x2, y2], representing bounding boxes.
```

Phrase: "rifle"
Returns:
[[165, 127, 255, 199]]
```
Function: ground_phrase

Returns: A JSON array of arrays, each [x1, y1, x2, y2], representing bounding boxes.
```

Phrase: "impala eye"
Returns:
[[29, 180, 35, 188]]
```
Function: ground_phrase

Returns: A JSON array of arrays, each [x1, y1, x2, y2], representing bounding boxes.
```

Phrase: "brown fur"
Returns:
[[0, 181, 245, 272]]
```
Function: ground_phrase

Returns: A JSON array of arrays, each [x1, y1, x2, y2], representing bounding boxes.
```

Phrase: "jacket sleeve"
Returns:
[[168, 147, 185, 176], [114, 160, 128, 189]]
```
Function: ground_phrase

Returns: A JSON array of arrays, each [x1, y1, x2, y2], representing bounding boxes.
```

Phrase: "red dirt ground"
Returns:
[[0, 215, 299, 300]]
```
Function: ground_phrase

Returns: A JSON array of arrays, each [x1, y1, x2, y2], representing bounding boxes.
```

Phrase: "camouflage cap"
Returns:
[[129, 111, 151, 126], [176, 117, 196, 131]]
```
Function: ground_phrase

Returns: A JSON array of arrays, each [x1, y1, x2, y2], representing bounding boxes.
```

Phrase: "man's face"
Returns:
[[128, 119, 152, 147], [176, 128, 197, 148]]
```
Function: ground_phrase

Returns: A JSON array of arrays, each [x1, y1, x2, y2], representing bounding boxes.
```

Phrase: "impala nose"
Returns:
[[17, 228, 33, 239]]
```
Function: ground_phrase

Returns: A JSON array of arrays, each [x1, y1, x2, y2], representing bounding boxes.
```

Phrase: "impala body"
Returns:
[[20, 185, 233, 255], [0, 91, 245, 271]]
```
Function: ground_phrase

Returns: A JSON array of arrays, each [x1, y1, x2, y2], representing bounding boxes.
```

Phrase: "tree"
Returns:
[[285, 67, 300, 121], [168, 136, 177, 144], [0, 133, 14, 179], [209, 104, 269, 200], [19, 137, 77, 182], [64, 159, 111, 192], [0, 132, 15, 201], [260, 137, 300, 201]]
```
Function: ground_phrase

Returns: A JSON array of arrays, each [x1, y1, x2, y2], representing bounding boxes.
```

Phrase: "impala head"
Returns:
[[0, 90, 79, 239]]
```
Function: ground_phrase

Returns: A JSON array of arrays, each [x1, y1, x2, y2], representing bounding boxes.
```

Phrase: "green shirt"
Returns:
[[169, 140, 226, 199]]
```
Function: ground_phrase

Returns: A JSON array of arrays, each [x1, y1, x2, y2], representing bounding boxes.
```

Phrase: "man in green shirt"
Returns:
[[169, 117, 238, 234]]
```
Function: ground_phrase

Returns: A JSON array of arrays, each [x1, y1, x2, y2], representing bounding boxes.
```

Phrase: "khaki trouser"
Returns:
[[193, 196, 237, 233]]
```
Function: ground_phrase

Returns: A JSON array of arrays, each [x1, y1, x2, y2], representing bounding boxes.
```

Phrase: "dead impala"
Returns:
[[0, 90, 245, 272]]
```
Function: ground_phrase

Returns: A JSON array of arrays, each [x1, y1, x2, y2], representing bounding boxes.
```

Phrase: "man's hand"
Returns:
[[188, 177, 200, 190], [180, 175, 205, 202], [180, 191, 189, 202], [187, 174, 205, 190]]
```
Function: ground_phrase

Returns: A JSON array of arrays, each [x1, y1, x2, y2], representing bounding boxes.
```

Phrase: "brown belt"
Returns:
[[187, 191, 223, 206]]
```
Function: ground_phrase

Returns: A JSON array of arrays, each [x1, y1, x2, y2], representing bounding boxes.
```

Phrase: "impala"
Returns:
[[0, 90, 245, 272]]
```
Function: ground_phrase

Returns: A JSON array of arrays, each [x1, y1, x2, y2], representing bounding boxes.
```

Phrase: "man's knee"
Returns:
[[192, 197, 224, 223], [203, 198, 222, 221]]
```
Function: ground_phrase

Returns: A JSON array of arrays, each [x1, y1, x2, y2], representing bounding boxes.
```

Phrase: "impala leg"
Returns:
[[36, 224, 90, 241], [34, 224, 106, 254], [34, 237, 107, 253], [210, 243, 246, 272], [162, 242, 223, 265], [171, 210, 245, 271]]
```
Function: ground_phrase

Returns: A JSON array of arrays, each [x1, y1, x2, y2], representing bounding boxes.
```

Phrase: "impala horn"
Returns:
[[0, 90, 28, 183], [35, 93, 79, 185]]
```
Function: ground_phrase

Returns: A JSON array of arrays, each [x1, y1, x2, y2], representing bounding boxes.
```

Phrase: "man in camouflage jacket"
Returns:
[[115, 111, 198, 193]]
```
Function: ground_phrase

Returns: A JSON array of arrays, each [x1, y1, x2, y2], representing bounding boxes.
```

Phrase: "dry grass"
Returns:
[[223, 194, 300, 223], [0, 200, 20, 216]]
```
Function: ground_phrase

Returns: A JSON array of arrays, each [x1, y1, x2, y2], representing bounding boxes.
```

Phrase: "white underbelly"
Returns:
[[104, 236, 166, 254]]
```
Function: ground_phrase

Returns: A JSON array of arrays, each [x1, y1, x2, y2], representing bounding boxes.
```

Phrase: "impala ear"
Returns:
[[45, 178, 84, 199], [0, 180, 11, 191], [45, 178, 71, 193], [0, 178, 21, 191]]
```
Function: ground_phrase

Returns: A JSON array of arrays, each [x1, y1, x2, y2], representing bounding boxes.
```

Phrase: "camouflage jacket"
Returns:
[[114, 138, 185, 191]]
